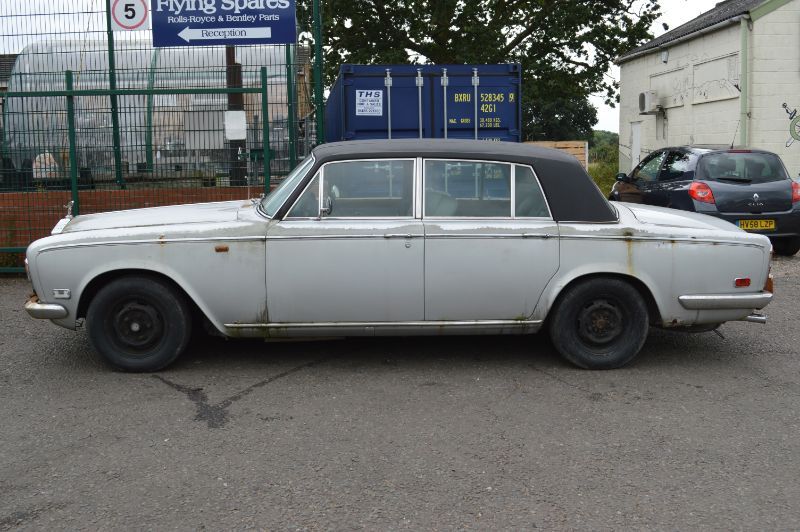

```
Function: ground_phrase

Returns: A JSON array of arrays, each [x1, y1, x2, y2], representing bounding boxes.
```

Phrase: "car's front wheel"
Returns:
[[772, 236, 800, 257], [86, 275, 192, 372], [548, 277, 649, 370]]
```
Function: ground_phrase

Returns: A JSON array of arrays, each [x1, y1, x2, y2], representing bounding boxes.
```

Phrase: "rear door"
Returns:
[[422, 159, 559, 321]]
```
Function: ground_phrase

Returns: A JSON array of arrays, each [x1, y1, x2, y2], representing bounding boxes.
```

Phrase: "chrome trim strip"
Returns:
[[678, 292, 773, 310], [266, 234, 422, 241], [424, 233, 553, 239], [226, 319, 543, 329], [38, 236, 266, 253], [559, 234, 765, 248], [25, 298, 68, 319]]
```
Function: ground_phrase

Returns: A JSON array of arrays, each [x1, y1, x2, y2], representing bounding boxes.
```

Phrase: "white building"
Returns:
[[618, 0, 800, 175]]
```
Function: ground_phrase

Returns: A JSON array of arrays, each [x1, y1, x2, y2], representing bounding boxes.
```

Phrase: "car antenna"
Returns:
[[730, 119, 741, 149]]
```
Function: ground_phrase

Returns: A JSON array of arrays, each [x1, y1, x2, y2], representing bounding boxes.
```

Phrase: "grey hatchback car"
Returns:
[[609, 146, 800, 255]]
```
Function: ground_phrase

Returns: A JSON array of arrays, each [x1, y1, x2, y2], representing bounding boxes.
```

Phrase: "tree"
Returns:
[[299, 0, 661, 141]]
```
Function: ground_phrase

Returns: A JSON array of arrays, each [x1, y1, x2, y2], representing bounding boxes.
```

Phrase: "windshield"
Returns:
[[260, 156, 315, 217], [697, 152, 788, 184]]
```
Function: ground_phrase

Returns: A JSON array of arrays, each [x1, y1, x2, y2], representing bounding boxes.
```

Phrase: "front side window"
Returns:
[[288, 159, 415, 218], [424, 160, 511, 217], [261, 155, 314, 218], [631, 152, 666, 182]]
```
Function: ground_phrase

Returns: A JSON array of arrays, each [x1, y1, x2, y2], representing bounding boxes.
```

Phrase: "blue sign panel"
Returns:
[[150, 0, 296, 47]]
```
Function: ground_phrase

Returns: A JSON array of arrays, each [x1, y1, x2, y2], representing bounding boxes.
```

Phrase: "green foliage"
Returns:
[[588, 161, 619, 197], [298, 0, 661, 141], [590, 130, 620, 164], [587, 130, 620, 195]]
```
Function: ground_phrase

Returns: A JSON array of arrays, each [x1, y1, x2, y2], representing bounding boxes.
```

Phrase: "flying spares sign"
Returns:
[[150, 0, 296, 47]]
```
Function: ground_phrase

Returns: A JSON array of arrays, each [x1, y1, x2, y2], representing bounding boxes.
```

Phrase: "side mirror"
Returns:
[[616, 172, 632, 183]]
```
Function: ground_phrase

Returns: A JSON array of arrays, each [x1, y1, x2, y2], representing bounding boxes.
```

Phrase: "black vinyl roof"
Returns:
[[308, 140, 617, 223], [618, 0, 766, 63]]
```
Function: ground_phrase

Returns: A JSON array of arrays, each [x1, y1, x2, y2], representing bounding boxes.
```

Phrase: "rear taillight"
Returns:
[[689, 182, 715, 204], [792, 181, 800, 203]]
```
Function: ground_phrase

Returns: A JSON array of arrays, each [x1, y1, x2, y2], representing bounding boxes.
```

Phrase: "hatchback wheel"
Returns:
[[772, 237, 800, 257], [548, 278, 649, 370], [87, 276, 192, 372]]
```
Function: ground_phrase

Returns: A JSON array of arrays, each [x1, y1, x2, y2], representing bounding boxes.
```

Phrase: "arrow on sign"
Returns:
[[177, 26, 272, 42]]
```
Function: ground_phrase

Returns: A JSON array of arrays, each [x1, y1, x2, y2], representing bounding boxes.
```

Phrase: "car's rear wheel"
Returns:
[[86, 276, 192, 372], [772, 236, 800, 257], [548, 278, 649, 370]]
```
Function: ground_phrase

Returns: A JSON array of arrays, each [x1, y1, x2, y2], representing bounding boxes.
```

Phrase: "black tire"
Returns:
[[86, 276, 192, 372], [772, 237, 800, 257], [548, 278, 649, 370]]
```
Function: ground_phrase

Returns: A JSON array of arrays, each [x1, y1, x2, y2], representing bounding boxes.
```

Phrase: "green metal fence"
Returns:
[[0, 0, 324, 272]]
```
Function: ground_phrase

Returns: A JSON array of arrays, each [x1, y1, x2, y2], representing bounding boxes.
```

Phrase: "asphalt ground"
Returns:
[[1, 257, 799, 530]]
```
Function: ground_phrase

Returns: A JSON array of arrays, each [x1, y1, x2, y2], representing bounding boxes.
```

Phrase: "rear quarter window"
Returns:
[[697, 152, 788, 184]]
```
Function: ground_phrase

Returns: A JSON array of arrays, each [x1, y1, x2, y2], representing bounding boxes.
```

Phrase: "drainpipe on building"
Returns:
[[739, 15, 751, 147]]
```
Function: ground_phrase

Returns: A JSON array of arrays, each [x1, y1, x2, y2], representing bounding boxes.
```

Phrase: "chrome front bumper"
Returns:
[[678, 292, 773, 310], [25, 295, 68, 319]]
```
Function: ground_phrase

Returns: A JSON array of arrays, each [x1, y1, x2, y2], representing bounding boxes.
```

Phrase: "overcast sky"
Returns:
[[591, 0, 722, 132]]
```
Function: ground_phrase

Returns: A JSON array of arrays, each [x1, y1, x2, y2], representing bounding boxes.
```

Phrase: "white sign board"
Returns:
[[110, 0, 150, 31], [355, 90, 383, 116], [224, 111, 248, 141]]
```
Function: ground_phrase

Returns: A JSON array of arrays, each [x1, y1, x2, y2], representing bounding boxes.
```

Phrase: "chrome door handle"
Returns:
[[383, 233, 413, 239], [522, 233, 552, 239]]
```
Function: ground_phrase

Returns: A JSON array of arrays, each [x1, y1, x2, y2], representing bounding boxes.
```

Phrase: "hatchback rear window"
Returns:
[[697, 152, 788, 184]]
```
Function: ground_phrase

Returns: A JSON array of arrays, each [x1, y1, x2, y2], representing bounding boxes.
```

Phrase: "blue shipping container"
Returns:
[[325, 64, 522, 143]]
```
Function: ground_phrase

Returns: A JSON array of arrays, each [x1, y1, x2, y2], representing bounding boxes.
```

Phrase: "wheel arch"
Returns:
[[77, 268, 218, 333], [544, 272, 662, 326]]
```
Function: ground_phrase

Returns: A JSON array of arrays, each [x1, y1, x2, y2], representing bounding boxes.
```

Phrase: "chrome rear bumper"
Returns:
[[25, 296, 68, 319], [678, 292, 773, 310]]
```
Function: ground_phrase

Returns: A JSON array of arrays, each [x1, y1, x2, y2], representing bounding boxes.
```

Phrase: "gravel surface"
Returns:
[[1, 257, 799, 530]]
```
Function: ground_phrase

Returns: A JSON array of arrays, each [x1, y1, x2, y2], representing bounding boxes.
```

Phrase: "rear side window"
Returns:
[[659, 151, 697, 181], [515, 165, 549, 217], [424, 160, 511, 217], [697, 152, 788, 184]]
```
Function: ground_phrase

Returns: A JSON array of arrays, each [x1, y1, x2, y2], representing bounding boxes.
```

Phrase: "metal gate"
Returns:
[[0, 0, 325, 272]]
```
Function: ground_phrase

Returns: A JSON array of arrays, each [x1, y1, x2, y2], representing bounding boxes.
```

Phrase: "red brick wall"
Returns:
[[0, 187, 263, 248]]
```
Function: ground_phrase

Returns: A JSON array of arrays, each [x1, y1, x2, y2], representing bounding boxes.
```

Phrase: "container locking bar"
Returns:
[[384, 69, 393, 140], [472, 68, 480, 140], [416, 69, 424, 138], [441, 68, 449, 139]]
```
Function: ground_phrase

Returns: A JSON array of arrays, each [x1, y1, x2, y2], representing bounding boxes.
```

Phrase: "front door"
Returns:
[[266, 159, 424, 323], [422, 160, 559, 321]]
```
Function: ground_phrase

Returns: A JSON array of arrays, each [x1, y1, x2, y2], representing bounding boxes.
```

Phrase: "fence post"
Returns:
[[65, 70, 80, 216], [312, 0, 325, 144], [261, 67, 271, 194], [105, 0, 126, 189], [285, 44, 297, 169]]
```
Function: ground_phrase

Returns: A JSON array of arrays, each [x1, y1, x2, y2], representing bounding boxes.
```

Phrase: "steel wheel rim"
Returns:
[[577, 299, 624, 347], [110, 299, 165, 355]]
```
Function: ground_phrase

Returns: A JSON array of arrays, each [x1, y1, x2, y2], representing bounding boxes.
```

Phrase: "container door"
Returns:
[[422, 160, 559, 321], [266, 159, 424, 323], [431, 65, 521, 142]]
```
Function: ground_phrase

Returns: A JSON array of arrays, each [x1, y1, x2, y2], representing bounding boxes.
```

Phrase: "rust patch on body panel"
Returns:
[[214, 245, 229, 253]]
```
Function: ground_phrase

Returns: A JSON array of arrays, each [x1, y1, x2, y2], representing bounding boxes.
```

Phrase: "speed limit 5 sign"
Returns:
[[110, 0, 150, 31]]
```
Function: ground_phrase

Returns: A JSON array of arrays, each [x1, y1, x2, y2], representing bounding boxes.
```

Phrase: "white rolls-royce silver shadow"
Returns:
[[24, 140, 774, 371]]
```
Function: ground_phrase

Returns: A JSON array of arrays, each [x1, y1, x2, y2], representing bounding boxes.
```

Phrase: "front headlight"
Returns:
[[24, 258, 31, 282]]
